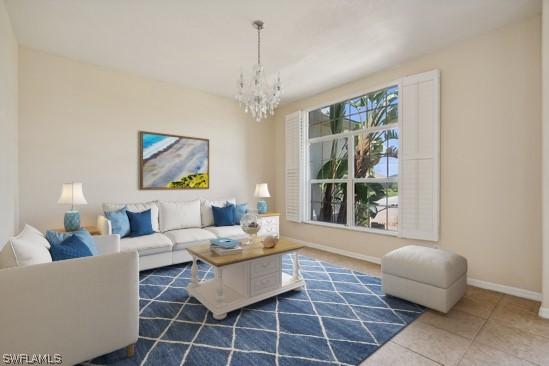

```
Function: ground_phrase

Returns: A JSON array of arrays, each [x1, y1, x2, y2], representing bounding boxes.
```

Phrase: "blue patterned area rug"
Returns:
[[87, 255, 424, 366]]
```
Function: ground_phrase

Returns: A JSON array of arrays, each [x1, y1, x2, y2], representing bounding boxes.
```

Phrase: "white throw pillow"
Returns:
[[103, 201, 159, 232], [200, 198, 236, 227], [159, 200, 201, 232], [0, 225, 52, 269], [0, 242, 17, 268]]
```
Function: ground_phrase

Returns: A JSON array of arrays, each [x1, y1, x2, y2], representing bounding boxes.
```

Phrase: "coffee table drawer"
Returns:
[[251, 272, 282, 296], [251, 256, 281, 278]]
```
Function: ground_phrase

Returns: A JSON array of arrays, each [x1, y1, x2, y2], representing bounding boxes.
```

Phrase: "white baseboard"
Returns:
[[466, 277, 542, 301], [539, 306, 549, 319], [282, 236, 381, 265], [283, 236, 542, 301]]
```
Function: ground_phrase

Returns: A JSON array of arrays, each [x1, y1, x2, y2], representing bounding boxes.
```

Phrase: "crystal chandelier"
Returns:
[[236, 20, 282, 122]]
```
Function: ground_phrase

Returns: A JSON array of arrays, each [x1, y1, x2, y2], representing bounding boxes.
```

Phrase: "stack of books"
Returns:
[[210, 238, 242, 256]]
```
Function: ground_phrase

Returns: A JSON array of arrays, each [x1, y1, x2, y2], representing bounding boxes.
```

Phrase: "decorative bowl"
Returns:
[[240, 211, 261, 245]]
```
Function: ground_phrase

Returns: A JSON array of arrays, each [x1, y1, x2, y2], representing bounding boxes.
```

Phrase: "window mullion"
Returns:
[[310, 179, 348, 184], [347, 135, 354, 227], [307, 122, 398, 145], [354, 177, 398, 183]]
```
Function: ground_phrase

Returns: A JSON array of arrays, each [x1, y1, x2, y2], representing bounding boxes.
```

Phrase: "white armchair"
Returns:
[[0, 235, 138, 365]]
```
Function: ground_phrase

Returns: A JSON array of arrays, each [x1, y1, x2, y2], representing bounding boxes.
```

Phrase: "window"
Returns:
[[307, 85, 399, 232], [286, 70, 439, 240]]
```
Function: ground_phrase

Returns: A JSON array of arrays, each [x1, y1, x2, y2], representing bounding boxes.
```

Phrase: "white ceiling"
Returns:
[[5, 0, 541, 104]]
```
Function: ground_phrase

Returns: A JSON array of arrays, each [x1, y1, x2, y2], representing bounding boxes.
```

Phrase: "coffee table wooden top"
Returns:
[[187, 239, 304, 267]]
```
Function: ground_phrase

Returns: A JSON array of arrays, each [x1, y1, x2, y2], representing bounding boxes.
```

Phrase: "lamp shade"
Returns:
[[254, 183, 271, 198], [58, 182, 88, 206]]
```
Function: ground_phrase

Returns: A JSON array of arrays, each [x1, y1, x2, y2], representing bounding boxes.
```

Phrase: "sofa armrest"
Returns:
[[0, 251, 139, 365], [97, 214, 112, 235], [94, 234, 121, 255]]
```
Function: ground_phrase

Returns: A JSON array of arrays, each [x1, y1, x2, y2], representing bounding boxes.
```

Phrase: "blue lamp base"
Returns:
[[64, 211, 81, 232], [257, 200, 268, 214]]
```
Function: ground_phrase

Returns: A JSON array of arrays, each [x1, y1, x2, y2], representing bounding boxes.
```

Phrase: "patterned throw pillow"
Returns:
[[45, 229, 97, 255], [50, 235, 93, 261]]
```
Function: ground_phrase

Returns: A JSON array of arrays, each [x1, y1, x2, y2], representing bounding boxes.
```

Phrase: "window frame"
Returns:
[[303, 80, 401, 236]]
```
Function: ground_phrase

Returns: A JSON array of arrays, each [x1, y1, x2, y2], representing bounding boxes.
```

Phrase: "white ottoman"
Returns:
[[381, 245, 467, 313]]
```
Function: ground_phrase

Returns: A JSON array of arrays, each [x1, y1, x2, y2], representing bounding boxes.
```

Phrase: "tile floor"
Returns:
[[301, 247, 549, 366]]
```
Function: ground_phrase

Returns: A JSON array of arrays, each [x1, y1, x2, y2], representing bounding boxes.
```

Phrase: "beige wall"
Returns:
[[18, 47, 275, 232], [0, 0, 18, 241], [274, 16, 542, 292], [541, 0, 549, 315]]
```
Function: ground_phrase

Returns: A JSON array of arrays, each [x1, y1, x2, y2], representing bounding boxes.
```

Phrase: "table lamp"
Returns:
[[254, 183, 271, 214], [58, 182, 88, 231]]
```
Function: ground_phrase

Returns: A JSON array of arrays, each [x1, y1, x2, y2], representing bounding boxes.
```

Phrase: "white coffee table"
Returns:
[[186, 239, 305, 320]]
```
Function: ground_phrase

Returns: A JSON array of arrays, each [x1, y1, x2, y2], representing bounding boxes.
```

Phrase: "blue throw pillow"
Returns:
[[233, 203, 248, 225], [212, 204, 235, 227], [104, 207, 130, 237], [50, 235, 93, 261], [126, 209, 154, 237], [45, 229, 98, 255]]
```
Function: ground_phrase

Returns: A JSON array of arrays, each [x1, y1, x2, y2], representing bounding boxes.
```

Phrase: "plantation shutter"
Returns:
[[285, 111, 304, 222], [399, 70, 440, 241]]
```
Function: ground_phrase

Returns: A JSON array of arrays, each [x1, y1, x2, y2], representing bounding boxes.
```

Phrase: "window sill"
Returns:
[[303, 220, 398, 237]]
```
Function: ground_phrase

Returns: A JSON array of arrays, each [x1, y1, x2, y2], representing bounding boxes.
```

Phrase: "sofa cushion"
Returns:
[[212, 204, 235, 227], [104, 207, 130, 237], [164, 228, 216, 250], [50, 235, 93, 261], [103, 201, 159, 232], [0, 225, 52, 269], [126, 209, 154, 237], [233, 203, 248, 225], [201, 198, 236, 227], [204, 225, 248, 240], [45, 229, 98, 255], [120, 233, 172, 256], [159, 200, 201, 232], [382, 245, 467, 289]]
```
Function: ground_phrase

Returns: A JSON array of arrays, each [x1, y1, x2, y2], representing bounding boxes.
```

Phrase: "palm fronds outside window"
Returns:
[[308, 86, 399, 231]]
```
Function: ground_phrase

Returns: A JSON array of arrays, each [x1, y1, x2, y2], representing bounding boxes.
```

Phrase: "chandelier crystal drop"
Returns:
[[236, 20, 282, 122]]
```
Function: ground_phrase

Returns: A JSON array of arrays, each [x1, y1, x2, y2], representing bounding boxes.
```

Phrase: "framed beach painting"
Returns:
[[139, 131, 209, 189]]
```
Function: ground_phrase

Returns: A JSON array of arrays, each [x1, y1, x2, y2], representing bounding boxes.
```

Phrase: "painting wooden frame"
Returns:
[[139, 131, 209, 190]]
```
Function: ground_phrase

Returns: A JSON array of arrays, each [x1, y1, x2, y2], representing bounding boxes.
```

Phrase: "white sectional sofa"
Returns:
[[0, 234, 139, 365], [97, 199, 250, 271]]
